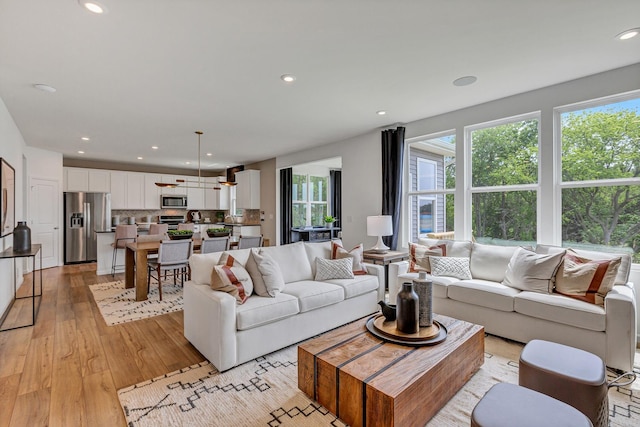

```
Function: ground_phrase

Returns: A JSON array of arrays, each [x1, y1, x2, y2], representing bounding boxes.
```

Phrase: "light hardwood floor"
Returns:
[[0, 263, 205, 427]]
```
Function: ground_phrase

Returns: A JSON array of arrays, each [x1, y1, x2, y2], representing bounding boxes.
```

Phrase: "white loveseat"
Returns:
[[184, 241, 385, 371], [389, 239, 637, 372]]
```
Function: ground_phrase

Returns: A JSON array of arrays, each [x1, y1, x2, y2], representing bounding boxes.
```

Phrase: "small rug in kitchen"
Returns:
[[89, 280, 183, 326]]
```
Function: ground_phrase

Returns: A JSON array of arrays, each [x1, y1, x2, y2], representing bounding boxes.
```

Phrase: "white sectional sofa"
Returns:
[[184, 241, 385, 371], [389, 239, 637, 372]]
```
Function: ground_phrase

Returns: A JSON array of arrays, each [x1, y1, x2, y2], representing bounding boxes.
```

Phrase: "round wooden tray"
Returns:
[[365, 314, 447, 346]]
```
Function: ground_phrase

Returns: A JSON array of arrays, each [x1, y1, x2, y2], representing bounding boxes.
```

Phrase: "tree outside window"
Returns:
[[560, 97, 640, 261]]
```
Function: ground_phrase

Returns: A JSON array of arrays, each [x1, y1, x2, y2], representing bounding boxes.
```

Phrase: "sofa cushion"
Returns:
[[331, 241, 368, 275], [417, 238, 472, 258], [470, 243, 520, 282], [236, 293, 300, 330], [536, 244, 631, 285], [448, 279, 520, 312], [429, 256, 472, 280], [554, 250, 621, 306], [211, 253, 254, 304], [325, 274, 379, 299], [408, 242, 445, 273], [502, 248, 565, 293], [189, 249, 252, 286], [304, 240, 334, 277], [245, 249, 286, 297], [398, 272, 459, 299], [259, 242, 313, 284], [314, 257, 354, 280], [514, 291, 605, 332], [281, 281, 345, 313]]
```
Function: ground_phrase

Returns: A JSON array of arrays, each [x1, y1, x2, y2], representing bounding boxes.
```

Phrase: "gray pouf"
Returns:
[[471, 383, 593, 427], [519, 339, 607, 427]]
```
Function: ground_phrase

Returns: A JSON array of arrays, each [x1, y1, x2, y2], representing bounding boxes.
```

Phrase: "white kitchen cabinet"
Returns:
[[160, 175, 186, 195], [110, 172, 127, 209], [204, 176, 229, 210], [187, 182, 205, 210], [144, 174, 161, 209], [235, 170, 260, 209], [65, 167, 89, 192], [88, 169, 110, 192], [126, 173, 145, 209], [230, 225, 261, 237]]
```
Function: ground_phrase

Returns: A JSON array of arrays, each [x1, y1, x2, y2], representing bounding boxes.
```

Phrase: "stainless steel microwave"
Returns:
[[161, 194, 188, 209]]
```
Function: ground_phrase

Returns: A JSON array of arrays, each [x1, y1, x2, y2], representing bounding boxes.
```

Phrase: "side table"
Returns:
[[362, 250, 409, 290], [0, 244, 43, 331]]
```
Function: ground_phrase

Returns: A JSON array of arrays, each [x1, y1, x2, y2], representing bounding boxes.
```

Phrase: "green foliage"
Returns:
[[167, 229, 193, 236], [323, 215, 335, 223], [206, 228, 229, 233]]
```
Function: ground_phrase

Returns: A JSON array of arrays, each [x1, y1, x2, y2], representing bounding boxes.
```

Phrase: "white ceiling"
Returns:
[[1, 1, 639, 173]]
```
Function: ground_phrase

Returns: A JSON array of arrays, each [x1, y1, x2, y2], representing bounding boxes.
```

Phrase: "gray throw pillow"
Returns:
[[247, 249, 285, 297], [315, 257, 354, 281]]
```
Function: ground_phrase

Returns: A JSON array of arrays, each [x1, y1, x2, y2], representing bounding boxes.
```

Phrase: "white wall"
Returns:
[[0, 97, 26, 315]]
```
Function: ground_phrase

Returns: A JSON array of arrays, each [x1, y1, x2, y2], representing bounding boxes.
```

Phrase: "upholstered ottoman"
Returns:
[[471, 383, 592, 427], [519, 339, 607, 427]]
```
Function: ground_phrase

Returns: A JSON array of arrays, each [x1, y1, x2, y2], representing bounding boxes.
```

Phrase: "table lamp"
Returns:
[[367, 215, 393, 253]]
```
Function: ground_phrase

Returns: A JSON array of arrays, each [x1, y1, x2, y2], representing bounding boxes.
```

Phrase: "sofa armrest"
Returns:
[[363, 262, 385, 302], [605, 282, 637, 372], [184, 281, 238, 371], [389, 261, 409, 303]]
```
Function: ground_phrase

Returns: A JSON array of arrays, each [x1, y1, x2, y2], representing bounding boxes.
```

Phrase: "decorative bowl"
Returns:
[[167, 230, 194, 240], [207, 228, 231, 238]]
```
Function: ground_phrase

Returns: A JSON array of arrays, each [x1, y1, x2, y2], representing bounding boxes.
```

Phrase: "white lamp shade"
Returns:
[[367, 215, 393, 237]]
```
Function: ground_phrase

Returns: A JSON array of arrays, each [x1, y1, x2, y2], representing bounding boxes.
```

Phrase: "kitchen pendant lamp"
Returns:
[[155, 131, 221, 190]]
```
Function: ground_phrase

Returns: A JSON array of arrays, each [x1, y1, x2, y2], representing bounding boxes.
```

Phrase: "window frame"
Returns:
[[292, 172, 330, 227]]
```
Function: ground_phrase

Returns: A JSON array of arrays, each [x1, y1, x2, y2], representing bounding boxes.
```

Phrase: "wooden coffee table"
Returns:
[[298, 314, 484, 427]]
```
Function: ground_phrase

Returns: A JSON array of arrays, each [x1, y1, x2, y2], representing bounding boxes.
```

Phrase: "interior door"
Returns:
[[30, 178, 60, 269]]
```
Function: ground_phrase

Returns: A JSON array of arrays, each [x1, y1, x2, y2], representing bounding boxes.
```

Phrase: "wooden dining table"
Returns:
[[124, 238, 203, 301]]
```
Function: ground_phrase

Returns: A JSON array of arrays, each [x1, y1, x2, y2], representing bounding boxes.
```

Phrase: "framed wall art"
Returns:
[[1, 157, 15, 237]]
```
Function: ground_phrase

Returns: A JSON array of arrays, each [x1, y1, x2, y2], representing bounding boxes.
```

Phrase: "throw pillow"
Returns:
[[554, 250, 621, 306], [315, 257, 355, 280], [211, 253, 254, 304], [502, 248, 565, 294], [429, 256, 472, 280], [409, 242, 446, 273], [331, 241, 367, 275], [251, 249, 286, 297]]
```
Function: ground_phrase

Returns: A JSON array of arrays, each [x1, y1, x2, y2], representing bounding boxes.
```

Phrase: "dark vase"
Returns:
[[13, 221, 31, 252], [396, 282, 419, 333]]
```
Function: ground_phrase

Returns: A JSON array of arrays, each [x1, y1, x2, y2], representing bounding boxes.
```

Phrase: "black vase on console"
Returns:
[[13, 221, 31, 252], [396, 282, 419, 333]]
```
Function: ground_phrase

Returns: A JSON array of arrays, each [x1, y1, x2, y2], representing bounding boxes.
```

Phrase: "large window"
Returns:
[[469, 114, 539, 246], [406, 133, 455, 241], [292, 173, 329, 227], [559, 96, 640, 261]]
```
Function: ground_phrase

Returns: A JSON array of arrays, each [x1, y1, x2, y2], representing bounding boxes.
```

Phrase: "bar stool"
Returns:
[[111, 224, 137, 276], [177, 223, 194, 231]]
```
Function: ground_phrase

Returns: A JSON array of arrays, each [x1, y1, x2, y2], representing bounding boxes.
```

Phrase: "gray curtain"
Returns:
[[381, 127, 405, 250], [280, 168, 293, 244], [330, 170, 342, 228]]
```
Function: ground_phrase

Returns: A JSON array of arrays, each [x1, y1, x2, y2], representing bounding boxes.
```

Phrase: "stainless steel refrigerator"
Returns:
[[64, 192, 111, 264]]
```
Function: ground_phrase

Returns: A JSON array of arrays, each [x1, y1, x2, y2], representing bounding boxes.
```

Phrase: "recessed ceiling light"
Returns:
[[137, 157, 143, 160], [206, 153, 213, 156], [616, 28, 640, 40], [81, 137, 90, 141], [376, 110, 387, 116], [33, 84, 56, 93], [79, 1, 107, 14], [281, 74, 296, 83], [453, 76, 478, 87], [185, 161, 191, 165], [77, 150, 85, 154]]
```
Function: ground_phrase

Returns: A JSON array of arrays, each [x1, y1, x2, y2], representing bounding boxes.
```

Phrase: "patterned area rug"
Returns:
[[118, 335, 640, 426], [89, 280, 183, 326]]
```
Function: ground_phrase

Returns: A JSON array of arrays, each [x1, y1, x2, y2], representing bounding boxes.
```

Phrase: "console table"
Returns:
[[291, 227, 341, 243], [0, 244, 43, 331]]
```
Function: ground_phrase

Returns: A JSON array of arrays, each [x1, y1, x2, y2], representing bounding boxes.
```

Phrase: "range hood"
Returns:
[[219, 165, 244, 186]]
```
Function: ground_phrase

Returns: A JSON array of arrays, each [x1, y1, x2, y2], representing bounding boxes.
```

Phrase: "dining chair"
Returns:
[[177, 223, 195, 231], [200, 236, 230, 254], [237, 235, 263, 249], [136, 233, 164, 261], [111, 224, 137, 276], [147, 239, 193, 301], [148, 223, 168, 236]]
